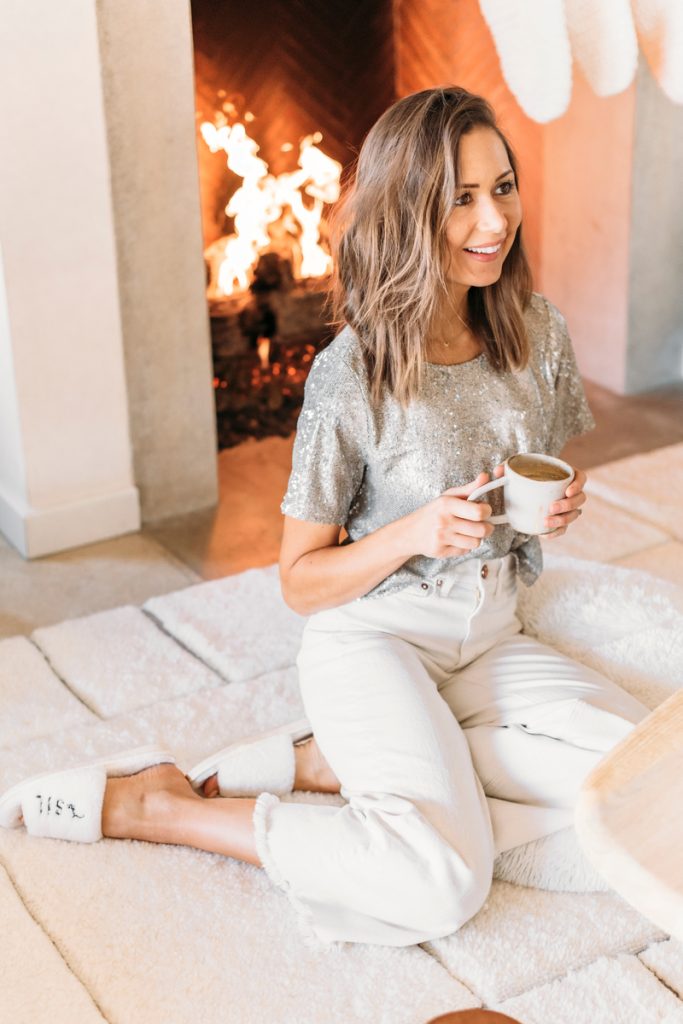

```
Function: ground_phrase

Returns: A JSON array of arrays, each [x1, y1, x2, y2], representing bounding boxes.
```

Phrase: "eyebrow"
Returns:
[[457, 169, 515, 189]]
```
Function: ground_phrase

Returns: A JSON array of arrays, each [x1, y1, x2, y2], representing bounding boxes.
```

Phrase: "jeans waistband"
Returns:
[[408, 554, 516, 599]]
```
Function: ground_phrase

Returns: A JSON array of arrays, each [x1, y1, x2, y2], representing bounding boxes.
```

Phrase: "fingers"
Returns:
[[451, 518, 494, 541], [544, 508, 582, 530], [442, 471, 490, 498], [564, 467, 587, 498], [547, 491, 587, 517], [441, 494, 493, 522], [543, 525, 568, 540]]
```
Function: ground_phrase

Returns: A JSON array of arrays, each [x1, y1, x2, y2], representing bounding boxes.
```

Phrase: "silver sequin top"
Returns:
[[281, 292, 595, 598]]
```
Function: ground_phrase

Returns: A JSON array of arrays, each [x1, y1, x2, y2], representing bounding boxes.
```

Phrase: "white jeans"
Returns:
[[253, 555, 649, 947]]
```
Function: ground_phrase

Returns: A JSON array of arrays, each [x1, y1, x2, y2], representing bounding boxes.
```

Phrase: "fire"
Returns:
[[201, 116, 341, 296], [256, 336, 271, 370]]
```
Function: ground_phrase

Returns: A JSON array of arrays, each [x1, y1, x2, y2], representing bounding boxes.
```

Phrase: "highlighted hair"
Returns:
[[329, 86, 533, 405]]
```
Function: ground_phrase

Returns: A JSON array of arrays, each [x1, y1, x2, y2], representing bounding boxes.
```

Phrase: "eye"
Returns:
[[453, 192, 471, 207], [496, 180, 516, 195]]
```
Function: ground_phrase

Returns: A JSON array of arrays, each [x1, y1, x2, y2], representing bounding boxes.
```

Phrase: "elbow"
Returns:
[[279, 569, 311, 617], [282, 588, 309, 617]]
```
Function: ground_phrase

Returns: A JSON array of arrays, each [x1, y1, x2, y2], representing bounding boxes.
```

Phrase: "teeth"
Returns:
[[466, 244, 500, 254]]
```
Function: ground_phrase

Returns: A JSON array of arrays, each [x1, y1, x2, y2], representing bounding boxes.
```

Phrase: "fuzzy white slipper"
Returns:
[[0, 746, 175, 843], [188, 717, 313, 797]]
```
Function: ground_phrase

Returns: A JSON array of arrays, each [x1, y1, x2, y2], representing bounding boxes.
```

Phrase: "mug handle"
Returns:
[[466, 478, 508, 525]]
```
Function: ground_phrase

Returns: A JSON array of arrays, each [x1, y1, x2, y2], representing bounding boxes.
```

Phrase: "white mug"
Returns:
[[466, 453, 575, 535]]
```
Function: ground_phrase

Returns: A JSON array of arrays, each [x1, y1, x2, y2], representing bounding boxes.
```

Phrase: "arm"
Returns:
[[280, 473, 495, 615]]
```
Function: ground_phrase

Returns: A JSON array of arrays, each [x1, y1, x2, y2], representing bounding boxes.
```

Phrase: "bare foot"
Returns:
[[196, 737, 342, 799], [202, 773, 219, 798], [102, 763, 201, 844]]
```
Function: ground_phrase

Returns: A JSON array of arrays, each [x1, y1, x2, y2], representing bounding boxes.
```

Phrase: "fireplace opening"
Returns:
[[190, 0, 395, 448]]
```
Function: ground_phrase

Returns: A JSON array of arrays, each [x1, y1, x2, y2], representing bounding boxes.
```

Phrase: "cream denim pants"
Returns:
[[253, 555, 649, 947]]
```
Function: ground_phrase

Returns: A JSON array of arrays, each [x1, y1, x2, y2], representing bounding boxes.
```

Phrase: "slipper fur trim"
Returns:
[[188, 717, 312, 796]]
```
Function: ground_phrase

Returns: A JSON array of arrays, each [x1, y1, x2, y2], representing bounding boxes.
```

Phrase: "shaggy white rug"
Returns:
[[2, 450, 683, 1023]]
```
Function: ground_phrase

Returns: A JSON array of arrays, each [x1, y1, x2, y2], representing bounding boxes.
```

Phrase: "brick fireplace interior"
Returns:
[[190, 0, 396, 448]]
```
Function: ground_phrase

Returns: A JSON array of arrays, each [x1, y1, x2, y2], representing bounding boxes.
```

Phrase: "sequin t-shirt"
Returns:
[[281, 292, 595, 598]]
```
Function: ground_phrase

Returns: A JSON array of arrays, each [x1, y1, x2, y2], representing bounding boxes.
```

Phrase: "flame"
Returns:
[[256, 336, 271, 370], [201, 115, 341, 296]]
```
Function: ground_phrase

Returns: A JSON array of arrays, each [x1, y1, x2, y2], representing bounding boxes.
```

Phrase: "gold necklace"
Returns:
[[440, 313, 470, 348]]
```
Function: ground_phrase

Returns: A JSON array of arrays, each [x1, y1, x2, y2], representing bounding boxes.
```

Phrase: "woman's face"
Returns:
[[445, 126, 522, 288]]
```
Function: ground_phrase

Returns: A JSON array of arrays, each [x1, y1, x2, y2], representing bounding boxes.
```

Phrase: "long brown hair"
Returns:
[[329, 86, 533, 405]]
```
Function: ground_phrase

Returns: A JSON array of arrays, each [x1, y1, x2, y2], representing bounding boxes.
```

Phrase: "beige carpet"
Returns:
[[1, 445, 683, 1024]]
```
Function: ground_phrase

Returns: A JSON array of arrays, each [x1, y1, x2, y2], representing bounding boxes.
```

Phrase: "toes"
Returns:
[[202, 773, 219, 798]]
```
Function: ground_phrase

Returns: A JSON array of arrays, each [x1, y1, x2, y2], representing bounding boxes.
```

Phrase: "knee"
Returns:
[[395, 845, 494, 940], [429, 860, 492, 936]]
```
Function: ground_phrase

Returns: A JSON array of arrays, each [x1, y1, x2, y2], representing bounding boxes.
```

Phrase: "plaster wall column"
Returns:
[[627, 56, 683, 392], [96, 0, 218, 521], [0, 0, 139, 557]]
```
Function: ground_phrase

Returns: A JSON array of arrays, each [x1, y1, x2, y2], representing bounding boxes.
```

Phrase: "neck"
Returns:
[[425, 284, 482, 365], [444, 280, 470, 323], [428, 285, 468, 343]]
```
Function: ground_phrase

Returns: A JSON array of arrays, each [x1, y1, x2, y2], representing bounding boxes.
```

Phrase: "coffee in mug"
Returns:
[[508, 454, 572, 483], [466, 452, 574, 535]]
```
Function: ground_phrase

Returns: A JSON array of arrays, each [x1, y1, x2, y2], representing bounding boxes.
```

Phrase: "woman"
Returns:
[[0, 87, 648, 948]]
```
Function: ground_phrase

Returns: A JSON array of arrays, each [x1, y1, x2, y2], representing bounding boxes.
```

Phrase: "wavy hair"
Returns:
[[329, 86, 533, 405]]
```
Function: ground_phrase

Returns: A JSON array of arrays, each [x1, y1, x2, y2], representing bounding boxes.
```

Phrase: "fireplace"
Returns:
[[190, 0, 396, 447]]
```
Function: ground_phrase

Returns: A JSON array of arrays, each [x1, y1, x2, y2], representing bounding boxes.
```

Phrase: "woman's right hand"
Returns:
[[402, 472, 496, 559]]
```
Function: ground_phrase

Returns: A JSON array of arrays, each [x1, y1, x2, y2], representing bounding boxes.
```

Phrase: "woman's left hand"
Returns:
[[491, 462, 588, 538], [543, 466, 587, 538]]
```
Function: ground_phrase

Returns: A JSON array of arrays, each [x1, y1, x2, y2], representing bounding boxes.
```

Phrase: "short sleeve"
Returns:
[[281, 346, 368, 525], [544, 301, 596, 457]]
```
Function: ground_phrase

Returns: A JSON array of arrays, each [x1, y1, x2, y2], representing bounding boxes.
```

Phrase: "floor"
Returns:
[[1, 377, 683, 639]]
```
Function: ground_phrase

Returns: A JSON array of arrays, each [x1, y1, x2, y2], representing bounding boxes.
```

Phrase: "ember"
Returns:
[[210, 251, 332, 449]]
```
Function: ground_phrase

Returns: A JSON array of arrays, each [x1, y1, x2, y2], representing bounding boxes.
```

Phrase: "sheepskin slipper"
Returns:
[[188, 717, 313, 797], [0, 746, 175, 843]]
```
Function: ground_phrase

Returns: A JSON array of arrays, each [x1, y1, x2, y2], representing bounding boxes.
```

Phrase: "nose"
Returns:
[[476, 194, 507, 235]]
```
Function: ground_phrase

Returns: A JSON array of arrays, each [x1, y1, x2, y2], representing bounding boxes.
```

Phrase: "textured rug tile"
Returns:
[[144, 564, 306, 682], [0, 636, 95, 750], [585, 442, 683, 541], [494, 953, 683, 1024], [0, 531, 199, 640], [31, 607, 222, 718], [423, 880, 665, 1005], [615, 541, 683, 589], [639, 938, 683, 999], [0, 828, 477, 1024], [0, 667, 303, 793], [540, 494, 668, 562], [519, 554, 683, 710], [111, 665, 306, 770], [0, 863, 106, 1024]]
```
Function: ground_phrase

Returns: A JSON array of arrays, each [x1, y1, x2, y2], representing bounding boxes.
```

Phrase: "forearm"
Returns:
[[283, 515, 415, 615]]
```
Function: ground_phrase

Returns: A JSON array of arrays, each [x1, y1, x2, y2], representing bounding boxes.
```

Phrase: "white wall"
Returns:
[[0, 0, 139, 556]]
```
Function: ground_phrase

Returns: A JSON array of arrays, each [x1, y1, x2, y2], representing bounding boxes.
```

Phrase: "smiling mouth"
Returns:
[[463, 242, 503, 255]]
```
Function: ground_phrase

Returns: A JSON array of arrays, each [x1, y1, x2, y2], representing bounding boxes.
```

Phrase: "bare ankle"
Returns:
[[294, 738, 340, 794], [102, 764, 197, 842]]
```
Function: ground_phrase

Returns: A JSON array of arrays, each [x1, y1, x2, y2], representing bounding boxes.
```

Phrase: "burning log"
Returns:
[[209, 251, 332, 449]]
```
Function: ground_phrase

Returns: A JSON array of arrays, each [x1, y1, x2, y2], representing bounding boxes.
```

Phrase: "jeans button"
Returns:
[[480, 564, 489, 579], [421, 582, 429, 591], [436, 579, 443, 587]]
